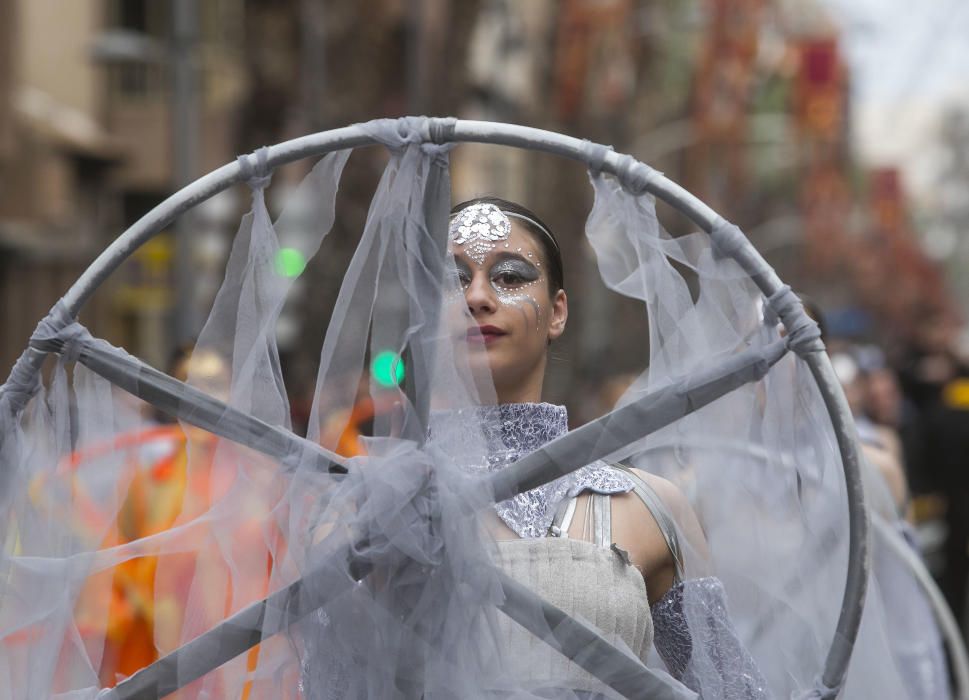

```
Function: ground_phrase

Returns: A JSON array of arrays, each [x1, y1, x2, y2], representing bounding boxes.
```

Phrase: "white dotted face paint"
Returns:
[[491, 259, 544, 331], [496, 289, 543, 331], [449, 203, 511, 265]]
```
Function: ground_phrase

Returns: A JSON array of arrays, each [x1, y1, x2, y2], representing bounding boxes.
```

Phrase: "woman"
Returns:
[[439, 196, 768, 698]]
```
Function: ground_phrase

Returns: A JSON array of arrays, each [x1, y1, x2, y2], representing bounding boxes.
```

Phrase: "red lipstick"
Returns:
[[468, 324, 507, 345]]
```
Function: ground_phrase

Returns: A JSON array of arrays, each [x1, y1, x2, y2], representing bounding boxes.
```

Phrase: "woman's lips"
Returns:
[[468, 325, 507, 345]]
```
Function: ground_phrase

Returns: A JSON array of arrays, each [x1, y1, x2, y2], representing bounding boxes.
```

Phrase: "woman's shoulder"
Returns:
[[623, 468, 688, 512], [593, 464, 687, 525], [611, 466, 709, 568]]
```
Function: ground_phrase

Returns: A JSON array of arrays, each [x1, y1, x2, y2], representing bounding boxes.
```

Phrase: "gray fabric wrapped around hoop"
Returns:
[[0, 118, 919, 699]]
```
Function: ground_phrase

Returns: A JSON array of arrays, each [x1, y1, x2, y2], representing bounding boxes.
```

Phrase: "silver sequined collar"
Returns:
[[430, 403, 633, 538]]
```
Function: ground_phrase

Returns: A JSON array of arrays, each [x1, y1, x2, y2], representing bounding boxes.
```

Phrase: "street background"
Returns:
[[3, 0, 969, 628]]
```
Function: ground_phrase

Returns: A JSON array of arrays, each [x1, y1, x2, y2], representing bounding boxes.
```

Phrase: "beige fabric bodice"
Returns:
[[492, 536, 653, 695]]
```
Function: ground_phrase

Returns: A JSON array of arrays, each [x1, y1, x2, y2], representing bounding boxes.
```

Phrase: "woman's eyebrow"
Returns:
[[491, 251, 538, 267]]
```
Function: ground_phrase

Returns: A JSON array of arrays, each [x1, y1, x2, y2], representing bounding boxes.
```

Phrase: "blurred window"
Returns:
[[111, 0, 168, 37], [118, 0, 149, 33], [104, 0, 169, 100]]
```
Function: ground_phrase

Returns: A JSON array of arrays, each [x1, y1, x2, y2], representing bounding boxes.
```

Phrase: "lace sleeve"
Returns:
[[651, 577, 770, 700]]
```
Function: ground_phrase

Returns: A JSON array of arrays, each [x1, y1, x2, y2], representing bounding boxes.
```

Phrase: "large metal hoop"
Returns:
[[3, 117, 870, 697]]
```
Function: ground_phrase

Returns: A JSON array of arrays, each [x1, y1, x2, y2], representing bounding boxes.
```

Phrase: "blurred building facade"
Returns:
[[0, 0, 246, 373], [0, 0, 120, 374], [0, 0, 959, 402]]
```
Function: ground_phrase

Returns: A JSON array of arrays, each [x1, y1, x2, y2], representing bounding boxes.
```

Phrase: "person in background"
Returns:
[[72, 347, 233, 687], [831, 349, 909, 516], [899, 313, 969, 630], [806, 299, 950, 698]]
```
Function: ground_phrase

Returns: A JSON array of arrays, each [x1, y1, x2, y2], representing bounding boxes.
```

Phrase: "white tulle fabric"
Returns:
[[0, 120, 920, 699], [582, 172, 916, 699]]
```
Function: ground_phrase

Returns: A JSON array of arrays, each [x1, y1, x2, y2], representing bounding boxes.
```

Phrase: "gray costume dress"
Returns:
[[300, 403, 769, 699], [452, 403, 769, 699], [494, 538, 653, 698]]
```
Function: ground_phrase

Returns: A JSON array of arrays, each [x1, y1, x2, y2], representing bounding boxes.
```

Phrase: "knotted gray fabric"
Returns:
[[766, 285, 825, 356], [236, 145, 273, 190], [613, 152, 660, 195], [581, 139, 613, 177], [28, 300, 91, 361]]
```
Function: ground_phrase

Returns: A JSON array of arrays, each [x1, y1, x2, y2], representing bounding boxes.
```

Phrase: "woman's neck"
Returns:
[[496, 389, 542, 404], [495, 373, 544, 405]]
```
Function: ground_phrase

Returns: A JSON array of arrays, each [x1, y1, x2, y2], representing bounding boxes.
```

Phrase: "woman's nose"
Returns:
[[465, 273, 496, 315]]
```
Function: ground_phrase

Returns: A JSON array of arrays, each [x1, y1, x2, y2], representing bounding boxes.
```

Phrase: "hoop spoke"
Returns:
[[63, 335, 347, 475], [490, 338, 790, 502]]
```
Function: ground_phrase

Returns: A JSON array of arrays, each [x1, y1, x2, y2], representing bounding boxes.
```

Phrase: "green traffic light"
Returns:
[[371, 350, 405, 387], [275, 247, 307, 278]]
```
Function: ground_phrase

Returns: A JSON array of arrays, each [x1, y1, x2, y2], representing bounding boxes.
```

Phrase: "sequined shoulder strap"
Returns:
[[608, 463, 685, 583]]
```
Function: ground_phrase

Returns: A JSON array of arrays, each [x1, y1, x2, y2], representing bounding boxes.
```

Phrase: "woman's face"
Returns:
[[449, 216, 567, 402]]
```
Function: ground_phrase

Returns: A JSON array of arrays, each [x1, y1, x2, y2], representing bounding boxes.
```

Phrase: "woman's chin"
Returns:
[[451, 340, 520, 390], [466, 352, 497, 378]]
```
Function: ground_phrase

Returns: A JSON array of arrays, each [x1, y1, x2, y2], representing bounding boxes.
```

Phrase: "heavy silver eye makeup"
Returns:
[[490, 258, 541, 288], [453, 255, 541, 290]]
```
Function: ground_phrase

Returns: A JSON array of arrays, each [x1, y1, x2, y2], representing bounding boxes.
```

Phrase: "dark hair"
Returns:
[[450, 196, 565, 293]]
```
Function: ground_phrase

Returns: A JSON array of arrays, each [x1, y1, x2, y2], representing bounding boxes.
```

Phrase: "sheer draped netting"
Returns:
[[0, 117, 930, 699]]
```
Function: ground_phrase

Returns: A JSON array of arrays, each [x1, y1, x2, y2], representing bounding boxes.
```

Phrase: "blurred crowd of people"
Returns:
[[824, 312, 969, 633]]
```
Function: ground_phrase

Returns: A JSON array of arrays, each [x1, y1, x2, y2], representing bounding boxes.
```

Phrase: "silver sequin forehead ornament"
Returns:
[[449, 203, 511, 265]]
